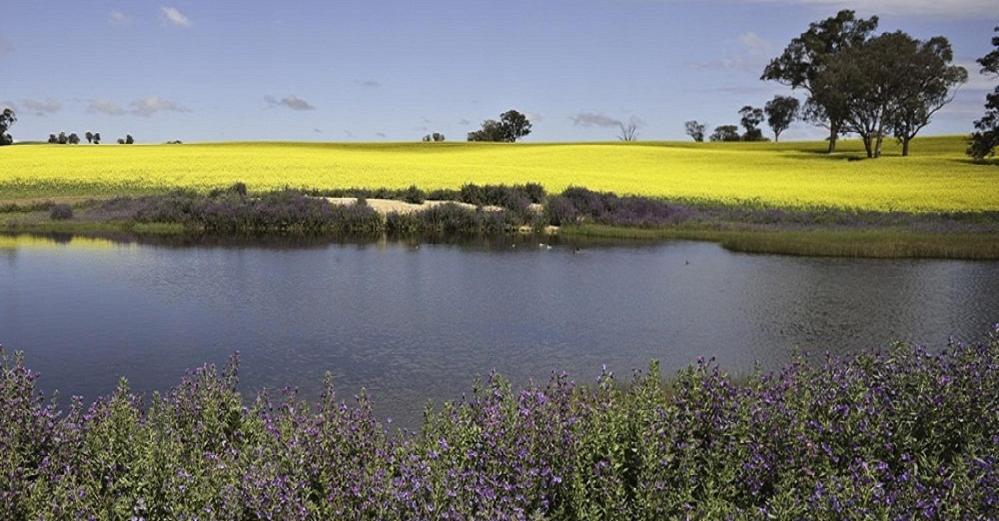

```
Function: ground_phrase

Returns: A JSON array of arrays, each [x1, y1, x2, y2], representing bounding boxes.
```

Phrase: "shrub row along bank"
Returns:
[[2, 331, 997, 519], [82, 183, 999, 236], [96, 186, 529, 236], [308, 182, 546, 209]]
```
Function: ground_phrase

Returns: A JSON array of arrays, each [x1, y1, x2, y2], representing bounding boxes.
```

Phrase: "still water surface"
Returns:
[[2, 233, 997, 427]]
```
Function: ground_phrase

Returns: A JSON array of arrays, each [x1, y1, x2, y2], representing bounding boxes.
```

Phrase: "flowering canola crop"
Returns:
[[1, 136, 995, 212]]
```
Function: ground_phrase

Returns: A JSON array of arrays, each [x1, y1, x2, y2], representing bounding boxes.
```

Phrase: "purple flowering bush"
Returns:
[[2, 329, 997, 519]]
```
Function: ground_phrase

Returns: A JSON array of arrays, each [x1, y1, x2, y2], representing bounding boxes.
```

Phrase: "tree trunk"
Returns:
[[862, 135, 873, 158], [774, 131, 780, 143], [901, 138, 910, 157], [827, 123, 838, 153], [874, 133, 884, 158]]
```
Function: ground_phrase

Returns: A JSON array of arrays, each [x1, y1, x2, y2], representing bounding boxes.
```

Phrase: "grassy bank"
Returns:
[[3, 331, 997, 519], [563, 224, 999, 260], [3, 182, 999, 259], [2, 136, 997, 212]]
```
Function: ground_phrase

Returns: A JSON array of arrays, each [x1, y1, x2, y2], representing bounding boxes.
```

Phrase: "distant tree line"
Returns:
[[46, 132, 133, 144], [685, 96, 801, 144], [686, 10, 967, 158]]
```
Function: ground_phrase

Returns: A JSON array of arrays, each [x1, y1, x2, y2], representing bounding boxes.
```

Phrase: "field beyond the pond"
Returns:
[[1, 135, 996, 212]]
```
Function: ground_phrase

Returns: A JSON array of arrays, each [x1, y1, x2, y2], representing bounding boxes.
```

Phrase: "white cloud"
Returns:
[[161, 6, 191, 28], [130, 96, 189, 117], [264, 95, 316, 111], [109, 11, 131, 26], [20, 99, 62, 115]]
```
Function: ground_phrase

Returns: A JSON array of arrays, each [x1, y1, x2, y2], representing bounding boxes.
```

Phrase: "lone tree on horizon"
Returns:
[[467, 110, 532, 142], [764, 96, 800, 142], [684, 120, 706, 142], [617, 118, 640, 142]]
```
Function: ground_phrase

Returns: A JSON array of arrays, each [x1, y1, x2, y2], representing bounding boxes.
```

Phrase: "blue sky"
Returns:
[[2, 0, 996, 142]]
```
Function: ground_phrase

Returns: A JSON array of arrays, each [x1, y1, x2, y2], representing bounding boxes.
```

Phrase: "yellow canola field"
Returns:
[[1, 135, 995, 212]]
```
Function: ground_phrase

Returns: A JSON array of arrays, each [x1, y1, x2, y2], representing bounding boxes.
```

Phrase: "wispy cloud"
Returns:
[[687, 31, 773, 72], [109, 11, 131, 26], [87, 100, 128, 116], [571, 112, 624, 128], [458, 118, 471, 126], [755, 0, 996, 18], [160, 6, 191, 28], [955, 61, 998, 91], [375, 132, 388, 138], [265, 95, 316, 111], [88, 97, 189, 117], [357, 80, 382, 89], [651, 0, 994, 18], [738, 32, 771, 54], [20, 99, 62, 116], [0, 36, 12, 57], [571, 112, 645, 135], [131, 96, 189, 117], [313, 128, 324, 134]]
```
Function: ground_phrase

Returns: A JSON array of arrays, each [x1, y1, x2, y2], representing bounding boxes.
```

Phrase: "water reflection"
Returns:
[[1, 232, 997, 428]]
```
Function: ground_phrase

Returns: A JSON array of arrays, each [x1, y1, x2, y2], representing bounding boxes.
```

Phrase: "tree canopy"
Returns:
[[764, 96, 800, 142], [684, 120, 706, 142], [0, 107, 16, 145], [709, 125, 741, 142], [969, 26, 999, 161], [762, 10, 879, 152], [738, 106, 766, 141], [814, 31, 965, 158], [468, 110, 532, 142]]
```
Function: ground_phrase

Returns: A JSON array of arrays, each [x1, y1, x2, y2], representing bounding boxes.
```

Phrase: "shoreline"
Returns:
[[4, 212, 998, 260], [2, 183, 998, 260]]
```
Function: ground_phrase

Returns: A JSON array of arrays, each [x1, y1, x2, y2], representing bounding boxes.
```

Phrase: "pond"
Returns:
[[2, 233, 998, 428]]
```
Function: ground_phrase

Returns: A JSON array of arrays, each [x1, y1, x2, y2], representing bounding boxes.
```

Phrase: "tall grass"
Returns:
[[2, 329, 997, 519]]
